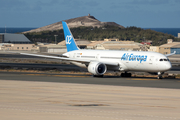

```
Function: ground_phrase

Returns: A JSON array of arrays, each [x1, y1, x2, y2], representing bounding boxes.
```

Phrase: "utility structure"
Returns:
[[54, 35, 58, 44]]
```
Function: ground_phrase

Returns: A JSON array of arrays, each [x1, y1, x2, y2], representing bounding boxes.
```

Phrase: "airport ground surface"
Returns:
[[0, 51, 180, 120], [0, 75, 180, 120], [0, 71, 180, 89]]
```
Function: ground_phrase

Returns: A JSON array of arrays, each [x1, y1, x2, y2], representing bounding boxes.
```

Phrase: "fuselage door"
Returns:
[[96, 54, 100, 60], [73, 53, 76, 58], [149, 56, 154, 64]]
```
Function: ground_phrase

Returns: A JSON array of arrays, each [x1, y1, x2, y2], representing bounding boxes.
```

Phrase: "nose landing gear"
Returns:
[[157, 72, 164, 79]]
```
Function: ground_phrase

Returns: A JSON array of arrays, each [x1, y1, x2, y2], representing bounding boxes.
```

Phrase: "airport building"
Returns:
[[58, 39, 91, 49], [0, 43, 34, 51], [0, 33, 34, 51], [39, 44, 67, 53], [104, 38, 119, 41], [148, 46, 159, 52], [159, 39, 180, 54], [0, 33, 31, 44], [87, 41, 146, 51], [58, 38, 148, 51], [87, 41, 105, 49]]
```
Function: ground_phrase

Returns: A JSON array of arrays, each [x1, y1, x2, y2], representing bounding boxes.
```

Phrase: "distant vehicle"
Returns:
[[21, 21, 175, 79]]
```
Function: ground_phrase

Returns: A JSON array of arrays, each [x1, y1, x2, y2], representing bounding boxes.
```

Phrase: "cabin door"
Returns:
[[73, 53, 76, 58], [149, 56, 154, 64], [96, 54, 100, 60]]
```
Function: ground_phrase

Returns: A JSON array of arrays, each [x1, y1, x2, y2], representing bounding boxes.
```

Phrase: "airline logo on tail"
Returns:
[[66, 35, 72, 44], [62, 21, 79, 52]]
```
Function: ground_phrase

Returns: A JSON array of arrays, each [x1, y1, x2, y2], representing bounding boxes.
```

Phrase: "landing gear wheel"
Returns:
[[157, 76, 162, 79], [157, 72, 163, 79], [121, 73, 131, 77], [127, 73, 132, 77], [121, 73, 125, 77]]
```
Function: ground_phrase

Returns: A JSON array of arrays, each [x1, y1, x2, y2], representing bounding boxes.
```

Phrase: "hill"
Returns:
[[25, 25, 180, 46], [23, 15, 124, 33], [23, 15, 180, 46]]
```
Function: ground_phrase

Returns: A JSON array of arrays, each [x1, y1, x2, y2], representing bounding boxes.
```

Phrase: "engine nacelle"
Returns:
[[88, 62, 107, 75]]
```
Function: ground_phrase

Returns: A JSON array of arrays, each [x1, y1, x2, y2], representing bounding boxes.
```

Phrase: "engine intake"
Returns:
[[88, 62, 107, 75]]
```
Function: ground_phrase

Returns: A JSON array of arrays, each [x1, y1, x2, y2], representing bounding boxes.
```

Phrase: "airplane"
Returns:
[[20, 21, 176, 79]]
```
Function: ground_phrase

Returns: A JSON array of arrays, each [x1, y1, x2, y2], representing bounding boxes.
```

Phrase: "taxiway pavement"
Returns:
[[0, 71, 180, 89]]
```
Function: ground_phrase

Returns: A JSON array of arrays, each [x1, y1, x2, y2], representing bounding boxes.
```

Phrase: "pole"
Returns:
[[54, 35, 58, 44]]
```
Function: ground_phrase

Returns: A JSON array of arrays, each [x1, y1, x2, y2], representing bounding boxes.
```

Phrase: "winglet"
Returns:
[[165, 51, 176, 57], [62, 21, 79, 52]]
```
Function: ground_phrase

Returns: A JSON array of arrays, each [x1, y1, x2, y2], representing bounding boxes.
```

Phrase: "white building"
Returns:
[[178, 33, 180, 38]]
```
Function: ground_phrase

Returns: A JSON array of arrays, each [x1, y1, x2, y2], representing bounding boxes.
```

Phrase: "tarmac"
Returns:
[[0, 51, 180, 120], [0, 72, 180, 120]]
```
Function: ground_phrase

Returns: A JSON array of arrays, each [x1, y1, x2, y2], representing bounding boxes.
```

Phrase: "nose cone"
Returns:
[[165, 62, 172, 71]]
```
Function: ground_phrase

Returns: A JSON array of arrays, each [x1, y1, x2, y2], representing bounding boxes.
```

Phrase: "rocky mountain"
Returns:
[[23, 15, 125, 33]]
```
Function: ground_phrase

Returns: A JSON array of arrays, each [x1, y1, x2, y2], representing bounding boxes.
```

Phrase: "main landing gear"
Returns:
[[121, 72, 132, 77]]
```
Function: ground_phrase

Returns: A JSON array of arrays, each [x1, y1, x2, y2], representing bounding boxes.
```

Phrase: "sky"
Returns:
[[0, 0, 180, 28]]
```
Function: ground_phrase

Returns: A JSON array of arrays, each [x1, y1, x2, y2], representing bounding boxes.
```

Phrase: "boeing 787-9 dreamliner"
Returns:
[[21, 21, 175, 79]]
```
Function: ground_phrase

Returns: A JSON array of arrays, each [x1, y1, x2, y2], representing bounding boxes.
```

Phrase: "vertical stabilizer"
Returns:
[[62, 21, 79, 52]]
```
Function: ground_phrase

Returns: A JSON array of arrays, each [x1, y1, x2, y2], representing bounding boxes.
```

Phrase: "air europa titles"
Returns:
[[121, 53, 147, 63]]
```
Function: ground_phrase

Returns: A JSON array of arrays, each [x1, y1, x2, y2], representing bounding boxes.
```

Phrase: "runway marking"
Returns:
[[128, 78, 158, 81], [22, 74, 88, 78]]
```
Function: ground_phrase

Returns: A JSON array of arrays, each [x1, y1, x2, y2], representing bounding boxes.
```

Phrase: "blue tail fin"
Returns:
[[62, 21, 79, 52]]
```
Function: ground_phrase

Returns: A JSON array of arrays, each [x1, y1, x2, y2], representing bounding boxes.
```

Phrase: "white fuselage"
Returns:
[[64, 50, 172, 72]]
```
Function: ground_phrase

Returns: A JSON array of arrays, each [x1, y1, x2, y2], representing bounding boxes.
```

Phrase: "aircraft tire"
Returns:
[[127, 73, 132, 77], [121, 73, 131, 77], [157, 76, 162, 79], [121, 73, 125, 77]]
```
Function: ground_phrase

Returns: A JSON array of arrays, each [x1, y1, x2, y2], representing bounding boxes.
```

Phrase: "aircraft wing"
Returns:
[[20, 53, 119, 66], [165, 51, 176, 57]]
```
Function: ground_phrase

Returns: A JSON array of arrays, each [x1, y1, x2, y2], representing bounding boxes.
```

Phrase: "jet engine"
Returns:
[[88, 62, 107, 75]]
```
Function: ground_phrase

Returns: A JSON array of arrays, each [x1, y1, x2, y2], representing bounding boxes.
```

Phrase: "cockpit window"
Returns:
[[160, 59, 163, 61], [159, 58, 169, 61]]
